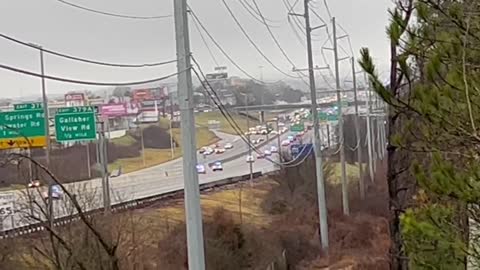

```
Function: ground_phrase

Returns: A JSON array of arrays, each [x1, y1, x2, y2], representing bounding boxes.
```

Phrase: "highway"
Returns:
[[0, 125, 313, 232]]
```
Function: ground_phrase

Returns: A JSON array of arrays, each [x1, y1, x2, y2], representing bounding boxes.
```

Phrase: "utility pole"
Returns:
[[326, 124, 331, 147], [276, 118, 282, 162], [174, 0, 206, 268], [99, 121, 111, 213], [289, 0, 329, 250], [32, 44, 54, 227], [140, 125, 146, 167], [351, 57, 364, 200], [245, 95, 253, 181], [169, 89, 176, 159], [332, 17, 349, 215], [365, 73, 374, 182], [37, 47, 50, 167], [86, 143, 91, 179]]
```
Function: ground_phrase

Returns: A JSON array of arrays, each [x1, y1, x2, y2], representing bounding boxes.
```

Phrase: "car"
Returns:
[[287, 135, 295, 142], [264, 150, 272, 156], [270, 146, 278, 153], [281, 140, 290, 146], [204, 147, 214, 155], [246, 155, 255, 163], [260, 129, 268, 135], [257, 153, 266, 159], [211, 161, 223, 171], [258, 138, 265, 143], [196, 164, 206, 174], [215, 148, 226, 154], [278, 122, 285, 127], [199, 147, 206, 154], [224, 143, 233, 149], [270, 130, 278, 136], [251, 139, 258, 144], [27, 180, 41, 188], [42, 184, 63, 200]]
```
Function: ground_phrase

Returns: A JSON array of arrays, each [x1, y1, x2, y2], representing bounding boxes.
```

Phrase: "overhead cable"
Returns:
[[188, 8, 266, 84], [56, 0, 171, 19], [0, 33, 177, 68], [250, 0, 310, 86], [192, 57, 310, 167], [191, 17, 220, 67], [221, 0, 299, 79], [0, 63, 185, 86], [238, 0, 280, 28]]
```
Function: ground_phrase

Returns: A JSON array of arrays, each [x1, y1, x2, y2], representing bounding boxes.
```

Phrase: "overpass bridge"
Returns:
[[230, 100, 368, 112]]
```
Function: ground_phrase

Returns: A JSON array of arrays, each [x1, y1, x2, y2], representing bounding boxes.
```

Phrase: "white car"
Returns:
[[204, 147, 214, 155], [215, 148, 226, 154], [28, 180, 41, 188], [211, 161, 223, 172], [281, 140, 290, 146], [246, 155, 255, 163], [224, 143, 233, 149], [270, 130, 278, 136], [196, 164, 206, 174], [270, 146, 278, 153], [260, 129, 268, 135], [264, 150, 272, 156]]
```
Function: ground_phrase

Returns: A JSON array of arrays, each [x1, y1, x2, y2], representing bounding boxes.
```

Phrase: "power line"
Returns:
[[322, 0, 333, 19], [250, 0, 310, 86], [238, 0, 280, 28], [336, 23, 355, 56], [191, 17, 220, 67], [0, 33, 177, 68], [0, 62, 185, 86], [188, 8, 266, 84], [192, 57, 309, 167], [221, 0, 299, 79], [56, 0, 172, 20]]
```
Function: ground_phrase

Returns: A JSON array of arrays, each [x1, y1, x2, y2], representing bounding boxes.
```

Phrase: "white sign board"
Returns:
[[0, 193, 14, 218]]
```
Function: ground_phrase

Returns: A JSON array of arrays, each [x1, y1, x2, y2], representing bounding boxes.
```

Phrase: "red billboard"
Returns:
[[133, 87, 168, 102]]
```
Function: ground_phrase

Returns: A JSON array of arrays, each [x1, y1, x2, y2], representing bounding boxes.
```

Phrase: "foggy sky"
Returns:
[[0, 0, 392, 99]]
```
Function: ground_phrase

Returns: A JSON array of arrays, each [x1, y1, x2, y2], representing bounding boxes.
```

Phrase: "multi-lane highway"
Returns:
[[0, 126, 305, 232]]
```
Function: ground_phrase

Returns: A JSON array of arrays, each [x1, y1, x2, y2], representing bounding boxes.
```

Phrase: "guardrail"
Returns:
[[0, 171, 267, 239]]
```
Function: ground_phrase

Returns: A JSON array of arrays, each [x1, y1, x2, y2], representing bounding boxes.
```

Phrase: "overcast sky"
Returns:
[[0, 0, 392, 99]]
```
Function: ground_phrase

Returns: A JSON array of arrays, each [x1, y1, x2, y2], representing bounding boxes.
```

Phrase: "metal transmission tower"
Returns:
[[331, 17, 349, 215], [174, 0, 206, 269], [289, 0, 329, 250]]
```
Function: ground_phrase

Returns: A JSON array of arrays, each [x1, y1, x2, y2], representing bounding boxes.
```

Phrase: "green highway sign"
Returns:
[[55, 108, 97, 142], [56, 106, 96, 114], [14, 102, 43, 111], [327, 114, 338, 121], [0, 109, 46, 149], [290, 122, 305, 132]]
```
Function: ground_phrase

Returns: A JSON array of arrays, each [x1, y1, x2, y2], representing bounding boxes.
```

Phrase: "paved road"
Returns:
[[0, 112, 334, 233], [0, 127, 298, 231]]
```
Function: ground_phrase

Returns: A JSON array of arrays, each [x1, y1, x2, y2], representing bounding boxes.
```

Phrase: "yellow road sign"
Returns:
[[0, 136, 46, 150]]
